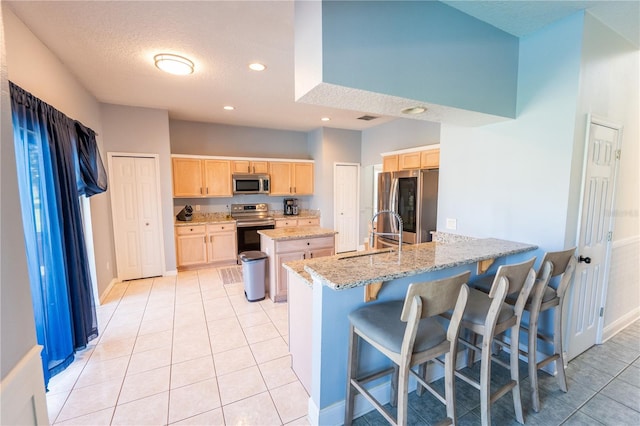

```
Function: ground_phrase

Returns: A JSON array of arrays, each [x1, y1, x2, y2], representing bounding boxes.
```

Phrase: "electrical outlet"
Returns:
[[446, 218, 457, 230], [195, 205, 201, 211]]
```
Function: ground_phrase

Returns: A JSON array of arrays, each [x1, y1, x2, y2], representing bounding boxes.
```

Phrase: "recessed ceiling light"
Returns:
[[249, 63, 266, 71], [401, 106, 427, 115], [223, 106, 235, 111], [154, 53, 194, 75], [321, 117, 330, 122]]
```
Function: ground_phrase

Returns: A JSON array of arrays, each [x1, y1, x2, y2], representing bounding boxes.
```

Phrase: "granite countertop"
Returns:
[[258, 227, 337, 241], [282, 260, 313, 287], [175, 212, 235, 226], [300, 238, 537, 290]]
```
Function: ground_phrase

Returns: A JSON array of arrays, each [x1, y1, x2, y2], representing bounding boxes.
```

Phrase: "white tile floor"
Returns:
[[46, 267, 310, 425]]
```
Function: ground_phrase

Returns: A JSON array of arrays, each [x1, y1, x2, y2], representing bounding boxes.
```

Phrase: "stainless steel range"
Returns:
[[231, 203, 275, 254]]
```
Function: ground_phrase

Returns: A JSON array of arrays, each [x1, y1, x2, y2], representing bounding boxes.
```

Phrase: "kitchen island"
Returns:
[[258, 227, 337, 302], [283, 237, 538, 425]]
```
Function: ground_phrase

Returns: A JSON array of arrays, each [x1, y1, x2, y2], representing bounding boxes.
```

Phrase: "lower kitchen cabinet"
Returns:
[[176, 222, 237, 269], [206, 223, 237, 264], [261, 235, 334, 302], [175, 225, 208, 267]]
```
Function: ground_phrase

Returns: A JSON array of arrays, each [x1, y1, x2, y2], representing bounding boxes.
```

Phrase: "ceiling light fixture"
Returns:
[[401, 106, 428, 115], [223, 106, 235, 111], [154, 53, 194, 75], [321, 117, 330, 122], [249, 62, 266, 71]]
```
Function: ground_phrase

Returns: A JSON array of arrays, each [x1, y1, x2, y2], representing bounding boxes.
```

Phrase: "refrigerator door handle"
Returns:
[[390, 177, 399, 234]]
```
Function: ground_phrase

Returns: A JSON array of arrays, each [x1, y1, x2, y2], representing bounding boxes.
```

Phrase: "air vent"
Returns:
[[357, 115, 378, 121]]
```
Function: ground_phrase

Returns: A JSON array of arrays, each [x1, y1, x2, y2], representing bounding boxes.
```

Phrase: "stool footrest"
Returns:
[[354, 367, 396, 385], [490, 380, 517, 404], [537, 353, 560, 370]]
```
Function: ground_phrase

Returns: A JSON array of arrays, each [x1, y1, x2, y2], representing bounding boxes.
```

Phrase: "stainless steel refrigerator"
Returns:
[[377, 169, 438, 246]]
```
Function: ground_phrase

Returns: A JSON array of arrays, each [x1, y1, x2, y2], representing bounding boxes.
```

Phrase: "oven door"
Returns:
[[236, 224, 275, 253]]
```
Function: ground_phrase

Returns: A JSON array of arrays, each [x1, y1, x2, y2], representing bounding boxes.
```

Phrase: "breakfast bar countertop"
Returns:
[[302, 238, 537, 290]]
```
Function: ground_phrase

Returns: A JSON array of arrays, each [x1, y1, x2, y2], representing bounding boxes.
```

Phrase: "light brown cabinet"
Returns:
[[206, 223, 237, 264], [269, 162, 314, 195], [420, 149, 439, 169], [383, 155, 399, 172], [400, 152, 422, 170], [232, 160, 268, 174], [175, 225, 208, 267], [261, 234, 334, 302], [172, 158, 232, 197], [176, 222, 236, 269], [382, 147, 439, 172]]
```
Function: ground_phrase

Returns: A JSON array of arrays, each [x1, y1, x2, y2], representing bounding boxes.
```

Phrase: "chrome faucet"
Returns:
[[369, 210, 403, 252]]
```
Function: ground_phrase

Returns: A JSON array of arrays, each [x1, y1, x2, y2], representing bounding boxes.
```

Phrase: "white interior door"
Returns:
[[566, 118, 621, 360], [110, 155, 163, 281], [334, 163, 359, 253]]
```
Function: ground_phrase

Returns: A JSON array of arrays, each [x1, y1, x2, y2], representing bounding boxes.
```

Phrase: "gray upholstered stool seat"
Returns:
[[348, 301, 447, 354], [461, 288, 515, 325]]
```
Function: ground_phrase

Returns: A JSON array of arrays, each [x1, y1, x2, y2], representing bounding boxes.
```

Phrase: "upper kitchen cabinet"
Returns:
[[381, 145, 440, 172], [269, 161, 314, 196], [172, 157, 232, 197], [232, 160, 269, 174], [383, 155, 398, 172]]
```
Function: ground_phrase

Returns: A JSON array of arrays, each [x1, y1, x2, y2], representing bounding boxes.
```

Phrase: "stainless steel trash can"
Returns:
[[238, 251, 268, 302]]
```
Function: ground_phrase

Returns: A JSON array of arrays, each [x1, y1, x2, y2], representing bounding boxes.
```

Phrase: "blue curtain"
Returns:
[[10, 82, 107, 388]]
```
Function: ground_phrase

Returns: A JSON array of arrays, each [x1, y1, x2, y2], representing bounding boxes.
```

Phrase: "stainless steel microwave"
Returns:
[[232, 173, 270, 195]]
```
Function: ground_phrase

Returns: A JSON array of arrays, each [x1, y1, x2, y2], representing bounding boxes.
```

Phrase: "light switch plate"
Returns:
[[195, 205, 201, 211], [446, 218, 457, 230]]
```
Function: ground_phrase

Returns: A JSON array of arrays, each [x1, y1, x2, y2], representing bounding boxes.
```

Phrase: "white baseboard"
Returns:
[[602, 306, 640, 342], [0, 345, 49, 425], [164, 269, 178, 276], [99, 278, 119, 305]]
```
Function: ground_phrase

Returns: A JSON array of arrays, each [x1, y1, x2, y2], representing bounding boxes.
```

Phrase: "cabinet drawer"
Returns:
[[276, 236, 334, 253], [276, 219, 298, 228], [175, 225, 206, 235], [298, 218, 320, 226], [207, 223, 236, 233]]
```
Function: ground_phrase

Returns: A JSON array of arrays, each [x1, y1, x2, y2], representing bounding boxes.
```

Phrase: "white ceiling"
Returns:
[[6, 1, 639, 132]]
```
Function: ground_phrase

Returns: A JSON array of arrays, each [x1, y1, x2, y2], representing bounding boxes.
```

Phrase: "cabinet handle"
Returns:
[[294, 186, 296, 193], [303, 253, 306, 259], [210, 235, 213, 243], [204, 236, 207, 244], [200, 187, 203, 194], [206, 187, 209, 194], [310, 252, 313, 259]]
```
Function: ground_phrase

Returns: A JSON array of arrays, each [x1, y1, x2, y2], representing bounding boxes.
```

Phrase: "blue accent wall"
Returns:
[[321, 1, 519, 118]]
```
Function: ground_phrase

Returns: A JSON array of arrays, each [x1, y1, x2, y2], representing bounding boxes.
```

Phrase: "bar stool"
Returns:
[[344, 272, 471, 426], [473, 248, 577, 412], [452, 258, 537, 425]]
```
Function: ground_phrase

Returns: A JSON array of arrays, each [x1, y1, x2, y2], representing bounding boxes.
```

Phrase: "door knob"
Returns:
[[578, 255, 591, 264]]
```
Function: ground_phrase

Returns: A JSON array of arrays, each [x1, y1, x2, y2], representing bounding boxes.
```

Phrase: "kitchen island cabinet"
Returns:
[[274, 216, 320, 228], [258, 227, 336, 302], [283, 237, 537, 425]]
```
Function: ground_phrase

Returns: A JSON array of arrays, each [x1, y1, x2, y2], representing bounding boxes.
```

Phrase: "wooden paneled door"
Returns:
[[109, 154, 164, 281], [566, 117, 622, 360]]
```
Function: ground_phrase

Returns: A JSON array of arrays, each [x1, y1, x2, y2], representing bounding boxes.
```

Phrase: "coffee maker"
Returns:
[[284, 198, 298, 215]]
